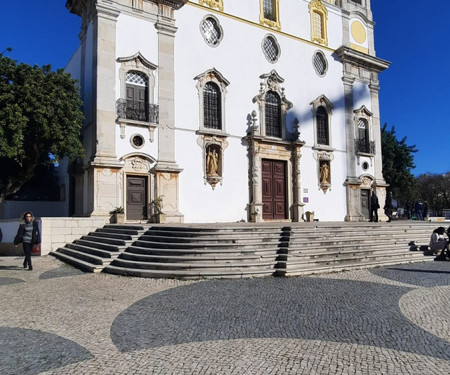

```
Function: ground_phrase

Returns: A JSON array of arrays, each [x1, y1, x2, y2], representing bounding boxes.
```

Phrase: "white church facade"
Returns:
[[64, 0, 390, 223]]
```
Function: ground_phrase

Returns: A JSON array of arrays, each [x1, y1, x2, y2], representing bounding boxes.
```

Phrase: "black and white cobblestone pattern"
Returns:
[[0, 256, 448, 375]]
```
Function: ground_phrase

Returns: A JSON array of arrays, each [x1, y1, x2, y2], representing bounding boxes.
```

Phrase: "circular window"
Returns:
[[200, 15, 223, 47], [131, 134, 144, 149], [262, 35, 280, 63], [362, 161, 369, 171], [313, 51, 328, 77]]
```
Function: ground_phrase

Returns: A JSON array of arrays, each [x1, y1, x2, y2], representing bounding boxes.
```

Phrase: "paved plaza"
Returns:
[[0, 256, 449, 375]]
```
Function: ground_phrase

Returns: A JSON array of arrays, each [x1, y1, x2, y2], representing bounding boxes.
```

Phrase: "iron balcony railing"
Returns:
[[116, 99, 159, 124], [355, 139, 375, 155]]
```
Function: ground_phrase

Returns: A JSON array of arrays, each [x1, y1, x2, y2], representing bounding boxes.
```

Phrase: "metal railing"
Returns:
[[355, 139, 375, 155], [116, 99, 159, 124]]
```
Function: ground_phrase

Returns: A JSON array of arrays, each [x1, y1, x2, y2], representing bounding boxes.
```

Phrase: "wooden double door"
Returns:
[[262, 159, 287, 220], [126, 176, 148, 221]]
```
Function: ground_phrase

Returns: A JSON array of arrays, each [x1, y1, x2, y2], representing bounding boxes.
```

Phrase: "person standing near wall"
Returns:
[[384, 191, 393, 222], [369, 192, 379, 222], [14, 212, 40, 271]]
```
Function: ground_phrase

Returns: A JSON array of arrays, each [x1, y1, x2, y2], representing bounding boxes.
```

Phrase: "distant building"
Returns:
[[64, 0, 390, 223]]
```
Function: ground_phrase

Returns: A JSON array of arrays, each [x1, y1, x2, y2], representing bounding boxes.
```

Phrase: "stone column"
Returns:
[[153, 5, 183, 223], [343, 75, 364, 221], [370, 79, 388, 221], [249, 140, 263, 222], [291, 144, 305, 222]]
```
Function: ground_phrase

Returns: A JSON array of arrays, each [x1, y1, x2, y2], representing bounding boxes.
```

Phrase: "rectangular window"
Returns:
[[313, 12, 323, 39], [263, 0, 276, 21]]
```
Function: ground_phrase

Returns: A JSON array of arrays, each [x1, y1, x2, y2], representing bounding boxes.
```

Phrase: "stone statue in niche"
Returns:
[[320, 161, 330, 184], [206, 146, 220, 176]]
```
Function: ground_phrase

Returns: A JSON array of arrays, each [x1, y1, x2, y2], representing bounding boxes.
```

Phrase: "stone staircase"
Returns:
[[50, 222, 439, 278], [50, 224, 148, 272]]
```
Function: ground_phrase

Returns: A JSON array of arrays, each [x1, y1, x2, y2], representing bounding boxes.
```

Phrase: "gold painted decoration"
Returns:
[[351, 20, 366, 44], [199, 0, 223, 12], [309, 0, 328, 46]]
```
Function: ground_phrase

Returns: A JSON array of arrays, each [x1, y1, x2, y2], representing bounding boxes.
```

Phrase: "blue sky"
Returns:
[[1, 1, 448, 176]]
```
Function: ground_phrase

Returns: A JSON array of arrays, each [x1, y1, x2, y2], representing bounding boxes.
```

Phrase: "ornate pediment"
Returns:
[[117, 51, 157, 71]]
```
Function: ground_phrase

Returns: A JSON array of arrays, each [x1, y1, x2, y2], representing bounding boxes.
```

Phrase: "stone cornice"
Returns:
[[336, 46, 390, 73], [150, 0, 188, 10]]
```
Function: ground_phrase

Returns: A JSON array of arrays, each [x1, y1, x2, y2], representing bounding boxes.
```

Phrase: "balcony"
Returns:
[[355, 139, 375, 155], [116, 99, 159, 124]]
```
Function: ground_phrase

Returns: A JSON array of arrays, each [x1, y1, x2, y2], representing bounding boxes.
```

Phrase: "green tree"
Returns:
[[381, 123, 417, 204], [416, 173, 450, 216], [0, 56, 84, 204]]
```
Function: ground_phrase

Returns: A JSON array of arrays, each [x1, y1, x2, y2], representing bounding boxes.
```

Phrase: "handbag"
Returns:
[[32, 244, 41, 255]]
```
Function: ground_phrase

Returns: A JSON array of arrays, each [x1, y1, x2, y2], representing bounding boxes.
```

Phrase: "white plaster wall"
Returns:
[[115, 13, 159, 101], [116, 125, 159, 160], [173, 3, 349, 222]]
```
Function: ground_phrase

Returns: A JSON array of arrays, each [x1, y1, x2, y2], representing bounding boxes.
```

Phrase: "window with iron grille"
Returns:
[[265, 91, 281, 137], [316, 106, 329, 145], [313, 51, 327, 77], [262, 35, 280, 63], [200, 16, 223, 47], [313, 11, 324, 39], [263, 0, 276, 21], [203, 82, 222, 130]]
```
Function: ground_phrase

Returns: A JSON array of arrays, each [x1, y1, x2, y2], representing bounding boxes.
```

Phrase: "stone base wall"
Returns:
[[0, 217, 109, 256]]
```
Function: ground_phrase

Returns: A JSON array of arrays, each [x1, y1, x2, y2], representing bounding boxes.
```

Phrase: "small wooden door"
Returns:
[[126, 176, 147, 221], [262, 159, 287, 220], [361, 189, 370, 220]]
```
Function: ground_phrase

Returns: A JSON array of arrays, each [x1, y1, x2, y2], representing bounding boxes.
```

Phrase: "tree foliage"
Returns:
[[416, 173, 450, 216], [0, 56, 84, 203], [381, 123, 417, 203]]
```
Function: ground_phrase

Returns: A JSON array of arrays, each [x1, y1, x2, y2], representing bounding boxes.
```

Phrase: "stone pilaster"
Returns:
[[153, 5, 184, 222], [343, 76, 364, 221]]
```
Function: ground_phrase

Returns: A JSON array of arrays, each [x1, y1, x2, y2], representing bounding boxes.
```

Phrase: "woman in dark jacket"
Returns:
[[14, 211, 41, 271]]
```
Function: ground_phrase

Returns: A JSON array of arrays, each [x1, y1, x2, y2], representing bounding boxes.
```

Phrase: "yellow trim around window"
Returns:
[[259, 0, 281, 31], [199, 0, 224, 12], [309, 0, 328, 46]]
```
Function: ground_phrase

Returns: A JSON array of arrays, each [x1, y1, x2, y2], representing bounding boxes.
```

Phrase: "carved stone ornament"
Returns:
[[360, 175, 373, 188], [197, 135, 229, 189]]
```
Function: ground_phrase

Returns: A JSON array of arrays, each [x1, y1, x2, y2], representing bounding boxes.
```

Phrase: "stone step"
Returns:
[[283, 252, 426, 270], [96, 227, 141, 236], [80, 235, 127, 246], [124, 245, 280, 256], [283, 257, 434, 277], [50, 251, 104, 273], [110, 258, 277, 271], [118, 251, 265, 263], [138, 234, 282, 244], [74, 239, 123, 252], [57, 247, 109, 266], [66, 243, 114, 258], [132, 239, 281, 250], [90, 230, 133, 241], [103, 224, 147, 231], [103, 264, 276, 279]]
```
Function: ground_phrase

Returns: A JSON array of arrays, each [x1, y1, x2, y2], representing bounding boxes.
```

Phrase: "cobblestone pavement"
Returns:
[[0, 256, 448, 375]]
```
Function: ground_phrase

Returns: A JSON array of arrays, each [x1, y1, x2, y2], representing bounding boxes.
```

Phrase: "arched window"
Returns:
[[313, 11, 324, 39], [309, 0, 328, 46], [316, 106, 329, 145], [125, 71, 149, 122], [265, 91, 281, 138], [203, 82, 222, 130]]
